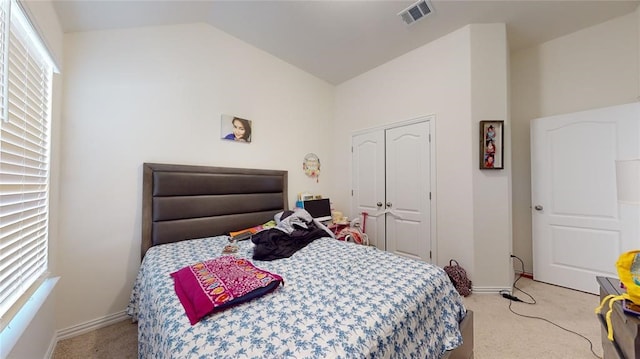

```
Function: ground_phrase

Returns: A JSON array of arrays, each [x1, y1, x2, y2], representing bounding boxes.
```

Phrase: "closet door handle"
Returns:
[[386, 202, 392, 208], [376, 202, 383, 208]]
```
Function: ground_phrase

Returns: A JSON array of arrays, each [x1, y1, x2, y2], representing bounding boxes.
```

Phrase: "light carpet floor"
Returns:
[[463, 277, 602, 359], [52, 277, 604, 359]]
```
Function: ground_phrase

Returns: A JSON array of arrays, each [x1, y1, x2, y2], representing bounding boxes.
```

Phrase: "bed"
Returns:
[[127, 162, 474, 359]]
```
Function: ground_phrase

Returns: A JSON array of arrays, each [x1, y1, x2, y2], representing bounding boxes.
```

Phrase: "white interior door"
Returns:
[[531, 103, 640, 294], [385, 122, 431, 262], [352, 130, 385, 250]]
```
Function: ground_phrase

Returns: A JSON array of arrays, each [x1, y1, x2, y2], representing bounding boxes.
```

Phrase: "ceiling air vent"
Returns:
[[398, 0, 433, 25]]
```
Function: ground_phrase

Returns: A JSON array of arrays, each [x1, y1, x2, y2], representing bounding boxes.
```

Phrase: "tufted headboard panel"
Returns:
[[141, 163, 288, 259]]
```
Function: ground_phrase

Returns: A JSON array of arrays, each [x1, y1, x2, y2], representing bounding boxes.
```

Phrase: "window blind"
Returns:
[[0, 0, 53, 319]]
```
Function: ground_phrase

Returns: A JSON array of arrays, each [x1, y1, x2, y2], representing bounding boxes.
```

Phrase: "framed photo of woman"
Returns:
[[221, 114, 252, 143], [479, 120, 503, 169]]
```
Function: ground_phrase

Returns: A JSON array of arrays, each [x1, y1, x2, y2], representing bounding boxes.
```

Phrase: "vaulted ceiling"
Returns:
[[52, 1, 640, 84]]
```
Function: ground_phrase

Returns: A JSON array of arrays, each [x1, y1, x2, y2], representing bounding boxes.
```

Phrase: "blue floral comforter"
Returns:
[[127, 236, 467, 359]]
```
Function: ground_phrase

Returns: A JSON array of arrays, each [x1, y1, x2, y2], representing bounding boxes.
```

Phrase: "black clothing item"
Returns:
[[251, 222, 328, 261]]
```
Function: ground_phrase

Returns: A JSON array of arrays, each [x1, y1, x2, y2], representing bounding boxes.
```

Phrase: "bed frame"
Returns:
[[141, 163, 289, 259], [141, 162, 473, 359]]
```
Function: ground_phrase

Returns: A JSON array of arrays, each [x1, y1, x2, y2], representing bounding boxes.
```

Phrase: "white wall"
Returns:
[[333, 24, 512, 290], [469, 24, 512, 289], [510, 10, 640, 274], [58, 23, 334, 329], [334, 26, 473, 269]]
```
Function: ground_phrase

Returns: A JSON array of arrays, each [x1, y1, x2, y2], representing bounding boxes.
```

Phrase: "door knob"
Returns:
[[386, 202, 392, 208], [534, 205, 543, 211], [377, 202, 383, 207]]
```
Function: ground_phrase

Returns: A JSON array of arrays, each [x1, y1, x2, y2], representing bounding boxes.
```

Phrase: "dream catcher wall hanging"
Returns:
[[303, 153, 320, 182]]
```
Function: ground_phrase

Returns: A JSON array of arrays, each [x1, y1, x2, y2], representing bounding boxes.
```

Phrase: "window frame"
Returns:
[[0, 0, 55, 328]]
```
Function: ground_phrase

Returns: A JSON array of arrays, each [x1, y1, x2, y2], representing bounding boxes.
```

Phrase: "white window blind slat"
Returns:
[[0, 269, 21, 298], [0, 198, 46, 218], [4, 121, 49, 146], [0, 173, 47, 186], [0, 167, 47, 180], [7, 87, 49, 122], [1, 221, 47, 250], [0, 186, 46, 200], [1, 121, 46, 146], [8, 81, 47, 111], [0, 238, 46, 276], [0, 0, 53, 320], [1, 214, 47, 235], [0, 131, 48, 159], [0, 261, 43, 306], [0, 204, 47, 233], [0, 227, 46, 265], [15, 103, 47, 126], [0, 236, 46, 285], [0, 156, 48, 173], [1, 134, 48, 159], [0, 158, 48, 176]]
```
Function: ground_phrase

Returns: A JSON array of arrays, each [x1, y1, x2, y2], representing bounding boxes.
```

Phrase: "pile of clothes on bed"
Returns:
[[251, 208, 334, 261]]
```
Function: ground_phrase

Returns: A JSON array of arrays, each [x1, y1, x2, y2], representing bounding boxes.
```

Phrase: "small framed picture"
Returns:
[[479, 120, 504, 169], [221, 114, 252, 143]]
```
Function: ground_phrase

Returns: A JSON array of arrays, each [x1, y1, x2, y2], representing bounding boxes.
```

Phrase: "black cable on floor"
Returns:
[[502, 255, 601, 359]]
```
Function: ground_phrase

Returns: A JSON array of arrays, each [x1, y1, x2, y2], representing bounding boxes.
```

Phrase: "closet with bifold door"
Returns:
[[351, 116, 435, 263]]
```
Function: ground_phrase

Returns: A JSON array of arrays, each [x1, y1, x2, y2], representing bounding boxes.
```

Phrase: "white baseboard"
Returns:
[[55, 310, 130, 341], [471, 286, 511, 293], [46, 334, 57, 359]]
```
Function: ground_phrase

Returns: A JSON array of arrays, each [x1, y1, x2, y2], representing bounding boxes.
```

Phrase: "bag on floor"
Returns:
[[444, 259, 472, 297], [595, 250, 640, 341], [336, 227, 368, 245]]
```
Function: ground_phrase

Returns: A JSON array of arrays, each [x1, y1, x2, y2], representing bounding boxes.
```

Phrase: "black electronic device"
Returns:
[[303, 198, 332, 222]]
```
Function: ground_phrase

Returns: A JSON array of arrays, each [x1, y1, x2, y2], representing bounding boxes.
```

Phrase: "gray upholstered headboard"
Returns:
[[141, 163, 288, 259]]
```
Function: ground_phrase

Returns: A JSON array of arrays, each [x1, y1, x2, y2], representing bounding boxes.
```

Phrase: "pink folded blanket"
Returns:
[[171, 256, 283, 325]]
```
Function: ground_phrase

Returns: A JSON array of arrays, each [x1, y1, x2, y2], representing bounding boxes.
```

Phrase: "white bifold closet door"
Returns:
[[352, 120, 432, 263]]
